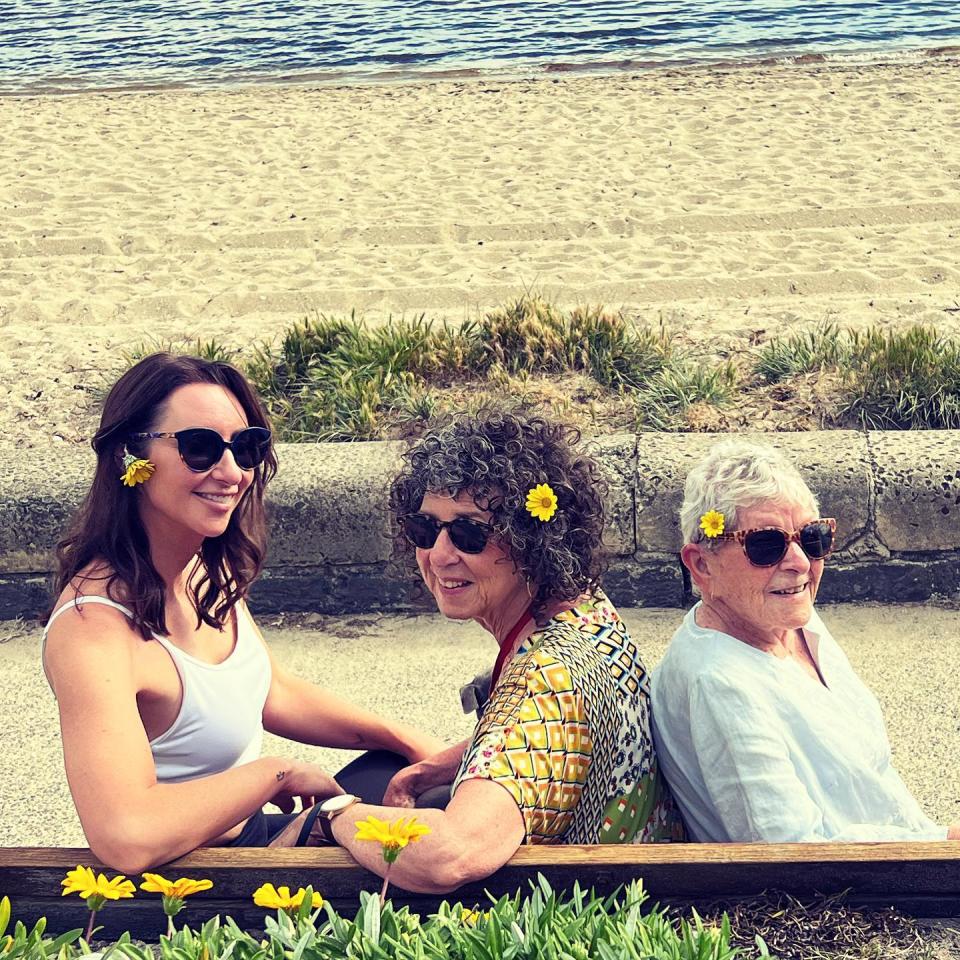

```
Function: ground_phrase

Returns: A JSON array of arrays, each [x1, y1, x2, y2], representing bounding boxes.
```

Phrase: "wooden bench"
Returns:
[[4, 843, 960, 938]]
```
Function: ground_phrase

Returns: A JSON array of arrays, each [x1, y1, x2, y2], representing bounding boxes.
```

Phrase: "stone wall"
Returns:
[[4, 431, 959, 618]]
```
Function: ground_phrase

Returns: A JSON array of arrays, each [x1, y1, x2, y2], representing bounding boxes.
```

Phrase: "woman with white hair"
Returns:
[[651, 438, 959, 843]]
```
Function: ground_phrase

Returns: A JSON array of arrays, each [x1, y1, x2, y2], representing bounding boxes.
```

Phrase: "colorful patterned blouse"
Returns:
[[452, 591, 682, 844]]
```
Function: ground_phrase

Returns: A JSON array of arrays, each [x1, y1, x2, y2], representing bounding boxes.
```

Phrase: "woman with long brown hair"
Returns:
[[44, 353, 439, 872]]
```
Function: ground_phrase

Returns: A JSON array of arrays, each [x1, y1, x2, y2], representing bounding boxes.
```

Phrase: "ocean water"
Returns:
[[3, 0, 960, 92]]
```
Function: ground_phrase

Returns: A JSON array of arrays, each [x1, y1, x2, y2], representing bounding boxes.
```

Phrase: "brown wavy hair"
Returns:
[[50, 353, 278, 639], [389, 410, 607, 621]]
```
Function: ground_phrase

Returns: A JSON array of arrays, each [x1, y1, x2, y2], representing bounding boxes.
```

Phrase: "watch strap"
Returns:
[[317, 812, 337, 845]]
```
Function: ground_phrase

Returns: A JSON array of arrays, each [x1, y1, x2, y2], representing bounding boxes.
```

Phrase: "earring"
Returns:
[[121, 448, 155, 487]]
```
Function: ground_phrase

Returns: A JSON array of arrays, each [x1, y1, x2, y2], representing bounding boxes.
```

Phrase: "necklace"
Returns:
[[490, 603, 534, 689]]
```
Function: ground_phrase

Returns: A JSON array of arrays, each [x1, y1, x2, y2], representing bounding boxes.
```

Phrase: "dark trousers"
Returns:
[[230, 750, 450, 846]]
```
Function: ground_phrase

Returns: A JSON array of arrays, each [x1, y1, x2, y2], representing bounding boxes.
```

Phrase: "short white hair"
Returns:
[[680, 439, 818, 546]]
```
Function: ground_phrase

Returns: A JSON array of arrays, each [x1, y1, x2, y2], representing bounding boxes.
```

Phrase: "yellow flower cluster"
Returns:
[[525, 483, 558, 522]]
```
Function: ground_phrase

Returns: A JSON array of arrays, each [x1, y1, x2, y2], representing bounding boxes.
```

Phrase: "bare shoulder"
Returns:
[[44, 563, 140, 681]]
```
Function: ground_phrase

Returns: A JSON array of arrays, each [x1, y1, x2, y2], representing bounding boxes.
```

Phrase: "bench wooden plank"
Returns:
[[4, 843, 960, 938]]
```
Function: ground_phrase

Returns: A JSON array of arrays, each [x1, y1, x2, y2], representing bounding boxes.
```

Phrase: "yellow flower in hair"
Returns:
[[121, 453, 155, 487], [525, 483, 558, 522], [699, 510, 725, 538]]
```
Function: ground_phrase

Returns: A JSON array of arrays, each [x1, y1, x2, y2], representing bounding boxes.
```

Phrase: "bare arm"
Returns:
[[262, 648, 444, 763], [330, 778, 525, 893], [382, 739, 470, 807], [46, 606, 340, 873]]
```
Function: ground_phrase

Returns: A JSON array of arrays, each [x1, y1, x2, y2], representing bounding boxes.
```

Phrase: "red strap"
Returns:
[[490, 604, 534, 690]]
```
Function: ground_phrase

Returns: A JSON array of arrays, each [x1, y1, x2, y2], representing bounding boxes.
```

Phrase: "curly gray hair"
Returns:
[[680, 439, 818, 546]]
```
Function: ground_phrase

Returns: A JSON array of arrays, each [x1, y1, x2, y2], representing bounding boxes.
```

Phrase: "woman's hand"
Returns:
[[382, 739, 470, 808], [270, 761, 345, 814], [382, 764, 421, 808]]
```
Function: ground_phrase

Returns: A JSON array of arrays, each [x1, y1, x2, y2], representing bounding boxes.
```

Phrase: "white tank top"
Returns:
[[43, 596, 272, 783]]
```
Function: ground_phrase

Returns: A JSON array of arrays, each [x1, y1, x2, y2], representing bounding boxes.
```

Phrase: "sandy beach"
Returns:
[[1, 56, 959, 447]]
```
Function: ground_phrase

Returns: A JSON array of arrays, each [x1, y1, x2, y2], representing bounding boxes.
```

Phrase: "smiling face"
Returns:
[[415, 490, 530, 639], [683, 497, 825, 646], [136, 382, 256, 549]]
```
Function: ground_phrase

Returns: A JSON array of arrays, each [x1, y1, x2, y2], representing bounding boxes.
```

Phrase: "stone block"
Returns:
[[604, 556, 686, 607], [267, 441, 405, 566], [584, 433, 635, 556], [252, 562, 420, 614], [0, 574, 51, 620], [634, 432, 869, 553], [821, 556, 960, 604], [871, 431, 960, 552], [0, 446, 91, 573], [635, 433, 716, 553]]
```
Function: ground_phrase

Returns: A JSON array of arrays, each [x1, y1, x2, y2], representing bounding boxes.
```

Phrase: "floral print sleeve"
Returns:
[[454, 649, 593, 842]]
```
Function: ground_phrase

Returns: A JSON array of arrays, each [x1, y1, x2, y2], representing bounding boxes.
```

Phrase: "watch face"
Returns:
[[323, 793, 359, 814]]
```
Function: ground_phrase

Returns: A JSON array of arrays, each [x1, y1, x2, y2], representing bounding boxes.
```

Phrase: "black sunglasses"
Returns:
[[400, 513, 495, 554], [712, 518, 836, 567], [130, 426, 272, 472]]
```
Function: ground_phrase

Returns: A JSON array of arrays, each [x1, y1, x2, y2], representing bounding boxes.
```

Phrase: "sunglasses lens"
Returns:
[[743, 529, 788, 566], [800, 521, 833, 559], [177, 429, 222, 471], [232, 427, 271, 469], [402, 514, 440, 549], [448, 518, 490, 554]]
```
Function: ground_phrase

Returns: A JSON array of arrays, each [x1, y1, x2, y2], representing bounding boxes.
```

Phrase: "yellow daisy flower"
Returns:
[[121, 458, 155, 487], [140, 873, 213, 899], [61, 865, 135, 902], [141, 873, 212, 932], [252, 883, 323, 912], [354, 814, 432, 864], [699, 510, 725, 539], [525, 483, 558, 522]]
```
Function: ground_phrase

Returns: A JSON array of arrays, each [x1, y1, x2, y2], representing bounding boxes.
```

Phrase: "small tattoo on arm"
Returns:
[[276, 770, 286, 782]]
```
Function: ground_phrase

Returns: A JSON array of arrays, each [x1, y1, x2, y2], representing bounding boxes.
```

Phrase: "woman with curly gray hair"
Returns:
[[286, 411, 681, 892]]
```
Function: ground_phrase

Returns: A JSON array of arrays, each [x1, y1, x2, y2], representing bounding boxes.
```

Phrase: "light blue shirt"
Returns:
[[651, 605, 947, 843]]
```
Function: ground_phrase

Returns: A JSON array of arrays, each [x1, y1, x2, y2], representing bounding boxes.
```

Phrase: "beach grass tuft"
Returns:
[[754, 322, 848, 383], [839, 325, 960, 429], [635, 360, 738, 431]]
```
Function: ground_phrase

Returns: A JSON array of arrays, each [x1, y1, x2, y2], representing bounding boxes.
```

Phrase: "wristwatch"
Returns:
[[315, 793, 361, 844]]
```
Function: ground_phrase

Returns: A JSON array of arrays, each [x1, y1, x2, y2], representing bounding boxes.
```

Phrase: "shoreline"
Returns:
[[2, 42, 958, 98]]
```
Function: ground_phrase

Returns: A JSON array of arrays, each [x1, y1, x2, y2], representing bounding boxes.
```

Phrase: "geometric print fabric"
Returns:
[[453, 591, 682, 844]]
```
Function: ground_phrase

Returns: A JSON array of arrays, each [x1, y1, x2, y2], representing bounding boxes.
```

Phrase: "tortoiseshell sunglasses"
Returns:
[[711, 518, 836, 567]]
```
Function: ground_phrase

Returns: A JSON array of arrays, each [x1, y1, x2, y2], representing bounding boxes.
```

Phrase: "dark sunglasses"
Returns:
[[130, 426, 272, 472], [712, 518, 836, 567], [400, 513, 495, 554]]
